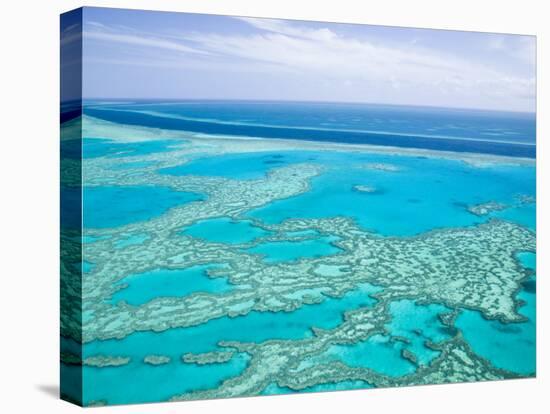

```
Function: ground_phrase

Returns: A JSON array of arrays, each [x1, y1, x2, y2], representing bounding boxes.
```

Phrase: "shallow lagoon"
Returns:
[[307, 300, 451, 377], [455, 252, 536, 375], [83, 186, 203, 228], [82, 352, 250, 405], [79, 284, 381, 404], [158, 148, 536, 236], [182, 217, 271, 244], [246, 151, 535, 236], [385, 300, 452, 366], [245, 236, 342, 263], [82, 137, 177, 159], [110, 265, 234, 306], [88, 283, 381, 358], [160, 151, 301, 180]]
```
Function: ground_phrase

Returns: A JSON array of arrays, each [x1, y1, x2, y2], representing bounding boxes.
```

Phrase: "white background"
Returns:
[[0, 0, 548, 412]]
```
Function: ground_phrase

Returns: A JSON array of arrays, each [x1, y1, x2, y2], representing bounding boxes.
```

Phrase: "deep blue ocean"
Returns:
[[83, 100, 536, 158]]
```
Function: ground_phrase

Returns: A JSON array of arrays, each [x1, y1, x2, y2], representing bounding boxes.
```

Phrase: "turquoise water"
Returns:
[[82, 261, 95, 274], [494, 203, 536, 231], [110, 265, 233, 306], [83, 186, 204, 228], [245, 236, 342, 263], [285, 229, 321, 238], [114, 233, 149, 249], [79, 284, 380, 403], [160, 151, 303, 180], [82, 235, 110, 244], [90, 283, 381, 358], [325, 334, 416, 377], [83, 138, 178, 159], [246, 151, 535, 236], [455, 252, 536, 375], [83, 352, 250, 405], [385, 300, 452, 366], [158, 148, 536, 236], [182, 217, 271, 244], [314, 301, 451, 376]]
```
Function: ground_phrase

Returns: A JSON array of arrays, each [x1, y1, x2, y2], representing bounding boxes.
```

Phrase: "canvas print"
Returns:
[[60, 7, 536, 407]]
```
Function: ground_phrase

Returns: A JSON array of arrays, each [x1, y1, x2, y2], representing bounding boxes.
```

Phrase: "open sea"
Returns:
[[84, 100, 536, 158]]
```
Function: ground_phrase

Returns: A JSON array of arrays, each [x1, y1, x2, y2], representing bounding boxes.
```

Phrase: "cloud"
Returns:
[[235, 17, 338, 41], [180, 18, 534, 104], [83, 21, 210, 56], [82, 16, 535, 111], [486, 33, 536, 66]]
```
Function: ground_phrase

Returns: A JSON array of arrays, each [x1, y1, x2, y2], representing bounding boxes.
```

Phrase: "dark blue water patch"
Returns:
[[85, 107, 535, 158], [522, 279, 536, 294], [61, 186, 81, 229], [87, 101, 535, 145], [61, 139, 82, 160], [61, 108, 81, 124], [61, 100, 82, 124], [110, 265, 234, 306], [82, 138, 181, 159], [83, 186, 204, 229]]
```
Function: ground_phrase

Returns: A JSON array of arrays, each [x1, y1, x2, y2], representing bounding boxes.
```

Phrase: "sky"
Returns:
[[64, 7, 536, 112]]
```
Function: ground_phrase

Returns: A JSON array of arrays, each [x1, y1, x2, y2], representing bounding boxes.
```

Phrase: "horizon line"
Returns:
[[77, 97, 536, 116]]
